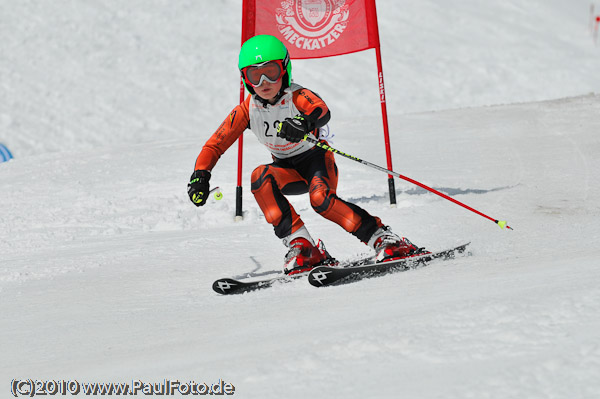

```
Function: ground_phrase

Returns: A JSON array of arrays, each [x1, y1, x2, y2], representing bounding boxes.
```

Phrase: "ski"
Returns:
[[212, 244, 469, 294], [307, 243, 471, 288], [212, 255, 373, 295], [212, 272, 308, 295]]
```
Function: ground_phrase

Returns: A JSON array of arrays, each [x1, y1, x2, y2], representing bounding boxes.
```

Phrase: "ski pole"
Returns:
[[210, 186, 223, 201], [303, 135, 512, 230]]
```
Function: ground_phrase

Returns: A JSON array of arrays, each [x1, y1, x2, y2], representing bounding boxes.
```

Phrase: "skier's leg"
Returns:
[[250, 163, 308, 240], [303, 151, 422, 259], [252, 162, 332, 273], [298, 149, 384, 243]]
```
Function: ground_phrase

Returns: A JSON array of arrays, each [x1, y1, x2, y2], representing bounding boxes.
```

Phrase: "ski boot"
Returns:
[[368, 226, 426, 262], [283, 238, 335, 275]]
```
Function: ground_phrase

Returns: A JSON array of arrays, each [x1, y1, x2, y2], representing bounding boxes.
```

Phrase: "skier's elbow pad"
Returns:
[[315, 109, 331, 129], [305, 108, 330, 130]]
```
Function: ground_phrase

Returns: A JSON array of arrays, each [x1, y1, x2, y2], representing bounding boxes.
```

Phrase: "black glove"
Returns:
[[277, 115, 310, 143], [188, 170, 211, 206]]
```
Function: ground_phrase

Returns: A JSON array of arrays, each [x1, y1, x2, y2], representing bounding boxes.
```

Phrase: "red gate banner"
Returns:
[[242, 0, 381, 59]]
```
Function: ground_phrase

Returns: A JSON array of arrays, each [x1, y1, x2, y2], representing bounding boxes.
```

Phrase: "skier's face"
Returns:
[[254, 78, 283, 103]]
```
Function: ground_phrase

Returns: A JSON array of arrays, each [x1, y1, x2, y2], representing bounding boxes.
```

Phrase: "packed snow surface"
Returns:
[[1, 0, 599, 398]]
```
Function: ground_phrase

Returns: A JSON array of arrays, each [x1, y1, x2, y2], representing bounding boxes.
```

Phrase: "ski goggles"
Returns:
[[241, 60, 286, 88]]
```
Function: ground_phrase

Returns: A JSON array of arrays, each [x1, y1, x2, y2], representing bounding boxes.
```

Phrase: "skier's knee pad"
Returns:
[[251, 165, 270, 193], [310, 187, 333, 214]]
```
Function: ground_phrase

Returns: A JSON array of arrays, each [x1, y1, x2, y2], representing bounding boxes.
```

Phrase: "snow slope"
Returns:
[[2, 0, 600, 398]]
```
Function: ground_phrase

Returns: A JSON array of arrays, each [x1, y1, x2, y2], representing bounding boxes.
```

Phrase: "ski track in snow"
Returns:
[[1, 0, 600, 398]]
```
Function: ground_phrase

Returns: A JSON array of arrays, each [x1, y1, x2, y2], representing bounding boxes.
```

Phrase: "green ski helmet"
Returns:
[[239, 35, 292, 94]]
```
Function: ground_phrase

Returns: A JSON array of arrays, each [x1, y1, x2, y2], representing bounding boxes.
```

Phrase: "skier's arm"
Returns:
[[194, 96, 251, 171], [278, 89, 331, 143], [188, 96, 250, 207], [292, 88, 331, 133]]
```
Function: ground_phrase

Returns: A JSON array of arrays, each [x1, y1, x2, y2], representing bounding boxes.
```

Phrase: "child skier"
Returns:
[[188, 34, 422, 275]]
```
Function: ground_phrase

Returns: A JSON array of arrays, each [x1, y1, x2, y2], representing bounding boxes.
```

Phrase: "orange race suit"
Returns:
[[194, 83, 384, 243]]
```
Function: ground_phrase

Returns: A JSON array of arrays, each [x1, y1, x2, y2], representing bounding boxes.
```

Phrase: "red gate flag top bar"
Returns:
[[235, 0, 396, 219], [241, 0, 380, 59]]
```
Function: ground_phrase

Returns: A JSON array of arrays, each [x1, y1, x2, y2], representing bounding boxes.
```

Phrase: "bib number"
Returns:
[[263, 120, 283, 138]]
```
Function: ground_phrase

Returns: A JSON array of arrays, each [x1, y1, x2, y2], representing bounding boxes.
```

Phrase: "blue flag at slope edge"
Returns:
[[0, 143, 13, 162]]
